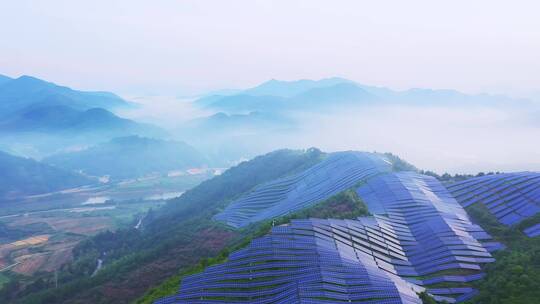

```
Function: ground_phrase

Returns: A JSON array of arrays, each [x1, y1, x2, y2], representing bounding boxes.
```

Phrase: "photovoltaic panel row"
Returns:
[[157, 172, 498, 303], [355, 172, 497, 302], [214, 151, 393, 227], [163, 218, 423, 304], [447, 172, 540, 235]]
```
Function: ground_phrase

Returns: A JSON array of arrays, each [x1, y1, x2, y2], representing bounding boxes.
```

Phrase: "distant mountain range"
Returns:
[[0, 74, 163, 157], [0, 150, 94, 200], [197, 77, 532, 113], [0, 105, 160, 136], [0, 75, 152, 135], [44, 136, 208, 180], [243, 77, 353, 98]]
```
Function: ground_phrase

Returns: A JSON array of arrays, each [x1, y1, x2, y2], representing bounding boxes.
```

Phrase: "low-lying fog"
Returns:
[[119, 95, 540, 175]]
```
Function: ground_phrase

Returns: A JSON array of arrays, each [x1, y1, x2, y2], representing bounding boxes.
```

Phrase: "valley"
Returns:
[[0, 169, 218, 294], [2, 3, 539, 303]]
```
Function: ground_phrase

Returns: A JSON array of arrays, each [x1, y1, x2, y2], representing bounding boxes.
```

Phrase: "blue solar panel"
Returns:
[[157, 172, 499, 303], [447, 172, 540, 236], [214, 152, 393, 227]]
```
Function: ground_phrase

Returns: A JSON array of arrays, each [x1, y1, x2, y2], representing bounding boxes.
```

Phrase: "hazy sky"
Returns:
[[1, 0, 539, 97]]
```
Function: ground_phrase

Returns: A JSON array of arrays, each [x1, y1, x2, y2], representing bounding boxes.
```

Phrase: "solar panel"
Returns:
[[214, 152, 393, 227], [448, 172, 540, 236], [157, 172, 499, 303]]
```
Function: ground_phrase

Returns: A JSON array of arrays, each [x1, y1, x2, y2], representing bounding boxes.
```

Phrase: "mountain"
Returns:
[[0, 105, 161, 136], [291, 82, 375, 107], [43, 136, 208, 179], [0, 150, 94, 199], [0, 75, 164, 157], [197, 77, 532, 113], [197, 81, 374, 113], [0, 75, 133, 118]]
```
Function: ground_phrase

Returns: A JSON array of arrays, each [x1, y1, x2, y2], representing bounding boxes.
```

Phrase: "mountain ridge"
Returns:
[[0, 150, 94, 199], [0, 75, 134, 117], [197, 77, 532, 113]]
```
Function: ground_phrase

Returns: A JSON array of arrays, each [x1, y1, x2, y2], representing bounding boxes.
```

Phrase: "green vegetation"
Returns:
[[463, 203, 540, 304], [383, 152, 417, 172], [6, 149, 422, 304], [135, 189, 369, 304], [10, 149, 325, 304], [0, 150, 93, 199], [0, 274, 10, 288], [420, 170, 503, 183]]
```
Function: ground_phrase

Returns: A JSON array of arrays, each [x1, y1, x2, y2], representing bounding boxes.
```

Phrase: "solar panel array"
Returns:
[[214, 151, 393, 228], [447, 172, 540, 236], [159, 218, 423, 304], [157, 172, 499, 303], [355, 172, 498, 302]]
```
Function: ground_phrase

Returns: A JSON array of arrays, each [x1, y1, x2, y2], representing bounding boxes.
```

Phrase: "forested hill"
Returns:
[[12, 148, 326, 303], [0, 150, 94, 200]]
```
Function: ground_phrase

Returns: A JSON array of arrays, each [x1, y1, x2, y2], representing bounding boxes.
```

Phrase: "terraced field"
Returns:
[[447, 172, 540, 236]]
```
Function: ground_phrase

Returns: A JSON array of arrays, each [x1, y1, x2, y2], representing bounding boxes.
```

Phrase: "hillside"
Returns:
[[154, 171, 498, 303], [214, 151, 392, 227], [9, 148, 536, 304], [447, 172, 540, 235], [463, 199, 540, 303], [0, 150, 94, 199], [12, 148, 325, 304], [44, 136, 207, 179]]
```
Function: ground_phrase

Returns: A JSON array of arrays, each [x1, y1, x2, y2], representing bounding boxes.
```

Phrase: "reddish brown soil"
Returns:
[[13, 253, 49, 275], [63, 227, 237, 304]]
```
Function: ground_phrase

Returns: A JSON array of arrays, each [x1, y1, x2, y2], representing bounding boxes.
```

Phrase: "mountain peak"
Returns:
[[15, 75, 51, 85], [245, 77, 355, 98]]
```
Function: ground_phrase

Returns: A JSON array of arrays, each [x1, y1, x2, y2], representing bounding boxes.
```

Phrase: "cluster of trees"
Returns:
[[419, 170, 503, 182], [383, 152, 417, 172], [464, 204, 540, 304]]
